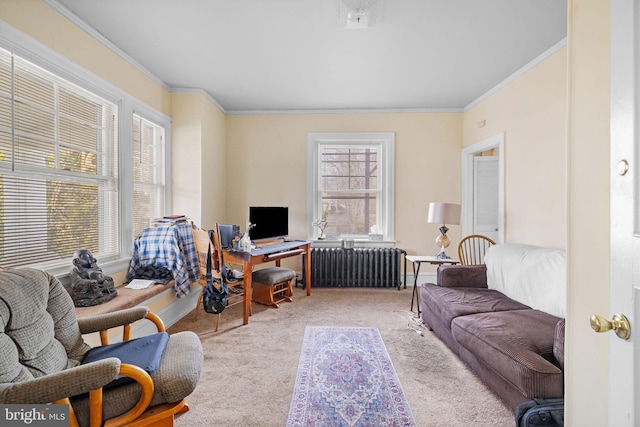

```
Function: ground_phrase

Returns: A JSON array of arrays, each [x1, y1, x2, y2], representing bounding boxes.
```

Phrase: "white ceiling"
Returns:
[[51, 0, 567, 113]]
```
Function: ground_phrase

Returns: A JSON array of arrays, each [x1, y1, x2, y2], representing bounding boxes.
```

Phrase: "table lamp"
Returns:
[[427, 202, 461, 259]]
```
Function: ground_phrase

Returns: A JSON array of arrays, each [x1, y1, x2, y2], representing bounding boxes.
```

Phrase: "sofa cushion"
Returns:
[[451, 309, 563, 399], [485, 243, 566, 318], [421, 283, 531, 328]]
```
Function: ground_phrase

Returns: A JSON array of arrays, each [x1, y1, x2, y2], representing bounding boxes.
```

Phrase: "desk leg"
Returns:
[[410, 262, 422, 317], [243, 262, 252, 325], [304, 249, 311, 296]]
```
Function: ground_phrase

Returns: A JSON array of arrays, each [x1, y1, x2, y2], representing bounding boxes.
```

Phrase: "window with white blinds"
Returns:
[[0, 47, 119, 268], [133, 113, 165, 240]]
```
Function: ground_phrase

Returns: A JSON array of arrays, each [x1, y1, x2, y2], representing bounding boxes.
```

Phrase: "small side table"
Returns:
[[406, 255, 459, 317]]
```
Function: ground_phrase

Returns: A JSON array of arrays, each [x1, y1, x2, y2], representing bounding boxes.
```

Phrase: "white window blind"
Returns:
[[0, 47, 119, 268], [132, 113, 165, 239]]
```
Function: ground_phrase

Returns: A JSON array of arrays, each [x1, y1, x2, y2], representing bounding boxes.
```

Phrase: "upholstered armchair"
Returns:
[[0, 268, 203, 427]]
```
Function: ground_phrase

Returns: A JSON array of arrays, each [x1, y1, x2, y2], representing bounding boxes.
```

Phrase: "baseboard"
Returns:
[[406, 271, 437, 288], [131, 287, 200, 339]]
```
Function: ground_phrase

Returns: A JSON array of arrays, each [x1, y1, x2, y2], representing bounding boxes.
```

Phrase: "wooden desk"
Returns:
[[224, 240, 312, 325]]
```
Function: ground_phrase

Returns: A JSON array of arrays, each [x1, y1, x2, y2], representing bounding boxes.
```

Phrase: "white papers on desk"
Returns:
[[125, 279, 156, 289]]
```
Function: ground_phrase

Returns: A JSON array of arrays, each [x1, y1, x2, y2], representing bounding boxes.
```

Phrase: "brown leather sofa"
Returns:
[[420, 243, 565, 410]]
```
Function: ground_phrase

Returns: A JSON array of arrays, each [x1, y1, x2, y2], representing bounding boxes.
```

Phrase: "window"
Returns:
[[0, 48, 119, 269], [0, 38, 171, 274], [307, 132, 394, 241], [133, 114, 165, 240]]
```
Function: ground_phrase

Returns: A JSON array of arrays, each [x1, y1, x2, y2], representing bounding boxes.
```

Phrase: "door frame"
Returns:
[[461, 132, 505, 243]]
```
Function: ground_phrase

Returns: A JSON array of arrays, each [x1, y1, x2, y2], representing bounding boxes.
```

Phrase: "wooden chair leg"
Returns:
[[192, 284, 205, 321]]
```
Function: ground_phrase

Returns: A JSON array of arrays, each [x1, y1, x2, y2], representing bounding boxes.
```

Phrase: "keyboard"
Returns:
[[251, 240, 307, 256]]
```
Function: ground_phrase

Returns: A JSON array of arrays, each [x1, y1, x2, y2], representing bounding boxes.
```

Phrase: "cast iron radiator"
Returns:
[[310, 248, 406, 288]]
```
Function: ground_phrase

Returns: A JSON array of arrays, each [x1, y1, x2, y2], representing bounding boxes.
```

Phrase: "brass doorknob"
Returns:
[[590, 314, 631, 340]]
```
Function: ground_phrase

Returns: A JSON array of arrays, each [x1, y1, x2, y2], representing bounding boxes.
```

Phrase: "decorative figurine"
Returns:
[[69, 249, 117, 307]]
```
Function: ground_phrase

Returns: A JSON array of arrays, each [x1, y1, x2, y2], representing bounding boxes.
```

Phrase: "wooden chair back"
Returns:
[[457, 234, 496, 265], [192, 226, 222, 281], [191, 223, 246, 326]]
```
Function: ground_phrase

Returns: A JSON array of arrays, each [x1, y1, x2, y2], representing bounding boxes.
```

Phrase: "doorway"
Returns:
[[461, 132, 504, 243]]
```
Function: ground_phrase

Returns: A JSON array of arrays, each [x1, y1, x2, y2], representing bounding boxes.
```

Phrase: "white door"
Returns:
[[608, 0, 637, 424], [473, 156, 499, 242], [461, 133, 504, 243]]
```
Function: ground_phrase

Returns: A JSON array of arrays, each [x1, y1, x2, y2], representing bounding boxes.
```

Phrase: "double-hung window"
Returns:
[[0, 47, 119, 269], [307, 132, 394, 241], [0, 41, 170, 273]]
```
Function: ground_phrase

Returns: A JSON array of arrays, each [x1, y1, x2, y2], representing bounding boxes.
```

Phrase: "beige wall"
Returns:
[[566, 1, 610, 425], [464, 47, 568, 249], [171, 92, 227, 229], [171, 93, 204, 225], [200, 96, 228, 230], [226, 113, 463, 264]]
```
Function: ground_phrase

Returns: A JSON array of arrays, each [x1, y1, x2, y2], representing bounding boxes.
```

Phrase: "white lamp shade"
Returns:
[[427, 202, 461, 225]]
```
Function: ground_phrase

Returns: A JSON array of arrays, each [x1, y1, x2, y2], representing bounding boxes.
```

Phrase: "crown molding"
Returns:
[[170, 88, 227, 114], [225, 107, 463, 116], [44, 0, 170, 91]]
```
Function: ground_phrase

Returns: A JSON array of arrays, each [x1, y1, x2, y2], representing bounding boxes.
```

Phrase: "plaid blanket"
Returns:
[[128, 223, 199, 298]]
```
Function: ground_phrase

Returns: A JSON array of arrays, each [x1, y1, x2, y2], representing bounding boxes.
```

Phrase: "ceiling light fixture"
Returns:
[[339, 0, 381, 29]]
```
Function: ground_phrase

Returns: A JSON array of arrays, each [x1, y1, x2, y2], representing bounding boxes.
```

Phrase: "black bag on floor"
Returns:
[[515, 398, 564, 427], [202, 230, 228, 314]]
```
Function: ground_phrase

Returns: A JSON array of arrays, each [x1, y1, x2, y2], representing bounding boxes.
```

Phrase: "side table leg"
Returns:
[[410, 262, 422, 317]]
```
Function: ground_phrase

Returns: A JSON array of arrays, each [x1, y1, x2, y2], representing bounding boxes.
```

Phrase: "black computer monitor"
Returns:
[[248, 206, 288, 241]]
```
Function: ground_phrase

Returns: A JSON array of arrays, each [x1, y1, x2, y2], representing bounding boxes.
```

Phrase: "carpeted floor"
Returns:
[[168, 286, 514, 426]]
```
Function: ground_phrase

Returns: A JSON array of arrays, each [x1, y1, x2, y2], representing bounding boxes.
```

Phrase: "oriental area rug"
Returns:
[[287, 326, 417, 427]]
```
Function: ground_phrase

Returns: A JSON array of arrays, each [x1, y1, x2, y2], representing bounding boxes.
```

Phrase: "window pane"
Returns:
[[321, 146, 377, 191], [14, 135, 55, 167], [14, 100, 55, 140], [321, 194, 377, 235]]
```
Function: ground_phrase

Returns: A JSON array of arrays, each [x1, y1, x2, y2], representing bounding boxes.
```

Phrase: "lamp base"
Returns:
[[435, 226, 451, 260], [435, 248, 448, 260]]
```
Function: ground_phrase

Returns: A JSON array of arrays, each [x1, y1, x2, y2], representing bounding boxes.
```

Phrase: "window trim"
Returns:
[[0, 21, 172, 281], [307, 132, 395, 243]]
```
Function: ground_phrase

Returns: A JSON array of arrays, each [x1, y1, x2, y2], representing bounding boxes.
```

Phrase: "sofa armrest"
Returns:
[[437, 265, 488, 288]]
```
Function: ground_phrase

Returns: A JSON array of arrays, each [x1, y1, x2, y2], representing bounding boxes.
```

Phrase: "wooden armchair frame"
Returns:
[[57, 310, 188, 427]]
